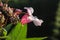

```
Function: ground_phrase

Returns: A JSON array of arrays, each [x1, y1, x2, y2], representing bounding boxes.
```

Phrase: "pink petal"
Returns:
[[21, 14, 31, 25]]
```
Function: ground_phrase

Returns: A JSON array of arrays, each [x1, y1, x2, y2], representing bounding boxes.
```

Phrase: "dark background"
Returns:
[[8, 0, 59, 38]]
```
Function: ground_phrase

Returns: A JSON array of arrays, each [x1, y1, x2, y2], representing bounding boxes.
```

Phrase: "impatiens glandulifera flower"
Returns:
[[24, 7, 44, 26], [21, 7, 34, 25]]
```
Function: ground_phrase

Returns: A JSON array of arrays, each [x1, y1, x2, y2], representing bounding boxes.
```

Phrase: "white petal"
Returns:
[[33, 17, 44, 26], [24, 7, 34, 15]]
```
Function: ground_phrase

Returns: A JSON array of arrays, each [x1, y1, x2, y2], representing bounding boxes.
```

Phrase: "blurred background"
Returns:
[[1, 0, 60, 40]]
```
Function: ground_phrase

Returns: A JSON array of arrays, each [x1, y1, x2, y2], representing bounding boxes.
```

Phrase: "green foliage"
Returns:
[[6, 22, 47, 40]]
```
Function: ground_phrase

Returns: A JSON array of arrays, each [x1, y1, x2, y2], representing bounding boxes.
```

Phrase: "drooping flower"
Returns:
[[21, 7, 34, 25], [23, 7, 44, 26]]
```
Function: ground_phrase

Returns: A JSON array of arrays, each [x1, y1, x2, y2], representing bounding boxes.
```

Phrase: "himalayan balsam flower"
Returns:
[[21, 7, 34, 25], [21, 7, 44, 26]]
